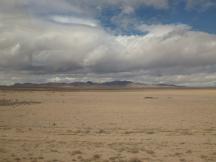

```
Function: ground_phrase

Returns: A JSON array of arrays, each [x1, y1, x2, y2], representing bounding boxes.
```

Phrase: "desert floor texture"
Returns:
[[0, 89, 216, 162]]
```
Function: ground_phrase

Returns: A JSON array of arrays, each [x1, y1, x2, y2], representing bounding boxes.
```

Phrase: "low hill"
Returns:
[[0, 81, 181, 90]]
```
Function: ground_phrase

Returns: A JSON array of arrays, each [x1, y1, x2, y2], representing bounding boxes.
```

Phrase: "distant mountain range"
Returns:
[[0, 81, 182, 90]]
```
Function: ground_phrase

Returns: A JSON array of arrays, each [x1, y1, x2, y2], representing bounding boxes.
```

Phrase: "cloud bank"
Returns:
[[0, 0, 216, 86]]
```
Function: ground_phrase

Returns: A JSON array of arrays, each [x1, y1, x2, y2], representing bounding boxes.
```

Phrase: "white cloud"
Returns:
[[1, 20, 216, 76], [0, 0, 216, 86], [138, 24, 192, 37], [50, 16, 99, 27]]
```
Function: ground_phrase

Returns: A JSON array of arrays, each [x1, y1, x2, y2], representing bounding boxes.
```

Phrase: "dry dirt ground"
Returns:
[[0, 89, 216, 162]]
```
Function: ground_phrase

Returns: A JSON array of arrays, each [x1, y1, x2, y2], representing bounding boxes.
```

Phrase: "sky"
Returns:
[[0, 0, 216, 86]]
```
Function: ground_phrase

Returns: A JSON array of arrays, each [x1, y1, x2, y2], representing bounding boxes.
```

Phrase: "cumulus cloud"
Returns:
[[0, 0, 216, 86], [1, 19, 216, 81], [50, 16, 99, 27]]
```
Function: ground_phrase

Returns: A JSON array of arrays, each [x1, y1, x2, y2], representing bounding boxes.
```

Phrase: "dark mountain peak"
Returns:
[[102, 80, 133, 86]]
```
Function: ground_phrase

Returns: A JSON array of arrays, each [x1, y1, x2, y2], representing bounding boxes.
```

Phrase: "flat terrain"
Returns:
[[0, 89, 216, 162]]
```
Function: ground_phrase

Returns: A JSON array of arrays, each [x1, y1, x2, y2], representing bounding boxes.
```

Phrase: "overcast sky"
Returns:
[[0, 0, 216, 86]]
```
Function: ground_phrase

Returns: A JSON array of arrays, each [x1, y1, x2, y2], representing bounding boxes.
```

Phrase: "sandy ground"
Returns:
[[0, 89, 216, 162]]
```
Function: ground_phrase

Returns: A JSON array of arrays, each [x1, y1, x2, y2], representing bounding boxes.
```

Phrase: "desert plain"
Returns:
[[0, 88, 216, 162]]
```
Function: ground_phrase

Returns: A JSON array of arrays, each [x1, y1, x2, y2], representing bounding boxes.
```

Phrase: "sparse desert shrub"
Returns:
[[98, 129, 106, 134], [38, 156, 44, 159], [129, 157, 142, 162], [144, 96, 157, 99], [93, 154, 101, 159], [145, 150, 155, 155], [0, 99, 41, 106], [71, 150, 82, 155]]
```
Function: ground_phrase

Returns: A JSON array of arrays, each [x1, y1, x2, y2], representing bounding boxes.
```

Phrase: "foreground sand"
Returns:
[[0, 89, 216, 162]]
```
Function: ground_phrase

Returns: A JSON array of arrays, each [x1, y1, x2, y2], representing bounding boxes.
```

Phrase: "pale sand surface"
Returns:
[[0, 89, 216, 162]]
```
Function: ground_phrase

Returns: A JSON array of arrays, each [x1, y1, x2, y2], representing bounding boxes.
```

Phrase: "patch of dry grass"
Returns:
[[0, 99, 41, 106]]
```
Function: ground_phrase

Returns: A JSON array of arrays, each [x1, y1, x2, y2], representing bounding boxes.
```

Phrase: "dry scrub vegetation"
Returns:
[[0, 99, 41, 106], [0, 89, 216, 162]]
